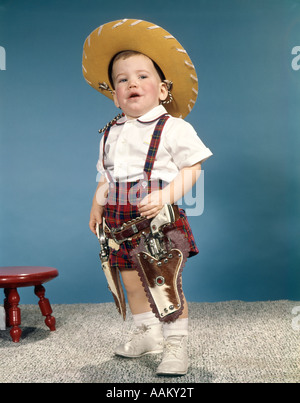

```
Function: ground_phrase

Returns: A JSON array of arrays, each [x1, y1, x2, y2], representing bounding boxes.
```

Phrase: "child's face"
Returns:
[[112, 54, 168, 120]]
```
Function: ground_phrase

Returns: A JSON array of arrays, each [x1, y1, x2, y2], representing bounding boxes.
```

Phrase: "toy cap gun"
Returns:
[[96, 222, 126, 320]]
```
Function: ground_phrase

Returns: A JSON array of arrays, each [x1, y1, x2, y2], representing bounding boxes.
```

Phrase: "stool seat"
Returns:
[[0, 266, 58, 342], [0, 266, 58, 288]]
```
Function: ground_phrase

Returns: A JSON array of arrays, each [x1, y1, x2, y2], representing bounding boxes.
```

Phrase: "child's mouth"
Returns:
[[129, 93, 140, 99]]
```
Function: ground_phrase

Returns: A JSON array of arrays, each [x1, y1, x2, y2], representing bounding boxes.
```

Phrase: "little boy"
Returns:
[[83, 19, 212, 376]]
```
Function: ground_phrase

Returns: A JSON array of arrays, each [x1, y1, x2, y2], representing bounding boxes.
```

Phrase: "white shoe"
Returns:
[[114, 323, 163, 358], [156, 335, 189, 376]]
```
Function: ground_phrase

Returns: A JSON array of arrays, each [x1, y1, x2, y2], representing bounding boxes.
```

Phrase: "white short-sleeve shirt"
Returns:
[[97, 105, 212, 183]]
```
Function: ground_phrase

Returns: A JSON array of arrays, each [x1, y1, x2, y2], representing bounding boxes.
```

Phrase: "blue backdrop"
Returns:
[[0, 0, 299, 304]]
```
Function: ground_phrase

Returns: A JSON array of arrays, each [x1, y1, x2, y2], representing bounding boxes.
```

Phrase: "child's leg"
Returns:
[[121, 269, 152, 314], [121, 269, 189, 318], [117, 268, 189, 375], [158, 282, 189, 376], [114, 269, 163, 357]]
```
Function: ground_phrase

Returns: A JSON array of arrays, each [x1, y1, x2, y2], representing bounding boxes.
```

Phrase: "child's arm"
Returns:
[[89, 175, 109, 235], [138, 162, 201, 219]]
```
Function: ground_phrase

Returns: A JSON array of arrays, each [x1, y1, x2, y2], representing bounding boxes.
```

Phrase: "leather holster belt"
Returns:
[[104, 204, 180, 244]]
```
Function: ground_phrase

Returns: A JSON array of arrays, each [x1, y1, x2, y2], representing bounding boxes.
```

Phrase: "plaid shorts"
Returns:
[[104, 180, 199, 270]]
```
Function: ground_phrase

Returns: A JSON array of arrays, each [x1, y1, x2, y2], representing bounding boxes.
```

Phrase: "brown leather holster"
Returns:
[[97, 205, 189, 323], [130, 226, 190, 323]]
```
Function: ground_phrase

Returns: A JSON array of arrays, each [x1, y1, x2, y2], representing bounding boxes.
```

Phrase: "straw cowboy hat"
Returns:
[[82, 18, 198, 118]]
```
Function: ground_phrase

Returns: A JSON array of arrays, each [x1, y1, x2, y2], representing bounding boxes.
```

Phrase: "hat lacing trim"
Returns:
[[98, 113, 124, 134], [112, 19, 128, 29], [99, 82, 114, 96], [161, 80, 173, 105]]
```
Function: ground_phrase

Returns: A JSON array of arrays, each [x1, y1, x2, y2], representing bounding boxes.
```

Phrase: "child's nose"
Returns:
[[128, 79, 138, 88]]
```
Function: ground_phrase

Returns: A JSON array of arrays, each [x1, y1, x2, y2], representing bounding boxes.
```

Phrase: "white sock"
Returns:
[[133, 311, 160, 327], [163, 318, 189, 338]]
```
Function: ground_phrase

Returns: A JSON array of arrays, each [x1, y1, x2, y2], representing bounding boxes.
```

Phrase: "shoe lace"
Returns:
[[126, 324, 150, 342], [164, 336, 184, 359]]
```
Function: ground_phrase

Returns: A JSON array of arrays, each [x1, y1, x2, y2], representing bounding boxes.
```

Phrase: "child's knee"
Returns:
[[121, 269, 142, 294]]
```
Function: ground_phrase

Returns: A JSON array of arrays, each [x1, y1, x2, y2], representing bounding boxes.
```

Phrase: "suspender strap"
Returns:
[[143, 114, 169, 180], [102, 126, 115, 183], [102, 126, 111, 169]]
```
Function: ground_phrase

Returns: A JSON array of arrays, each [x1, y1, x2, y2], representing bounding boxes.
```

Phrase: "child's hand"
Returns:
[[138, 190, 164, 219], [89, 203, 104, 235], [89, 177, 108, 235]]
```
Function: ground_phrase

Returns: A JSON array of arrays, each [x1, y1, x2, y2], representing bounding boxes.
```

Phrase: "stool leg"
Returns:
[[34, 285, 56, 331], [4, 288, 10, 327], [6, 288, 22, 342]]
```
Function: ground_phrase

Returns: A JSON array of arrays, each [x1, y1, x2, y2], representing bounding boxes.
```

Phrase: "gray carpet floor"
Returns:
[[0, 300, 299, 383]]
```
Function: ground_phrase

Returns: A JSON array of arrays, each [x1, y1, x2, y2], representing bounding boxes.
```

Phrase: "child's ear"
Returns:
[[113, 91, 120, 108], [159, 81, 169, 102]]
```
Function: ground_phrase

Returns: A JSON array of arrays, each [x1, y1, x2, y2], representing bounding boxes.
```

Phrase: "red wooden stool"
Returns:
[[0, 266, 58, 342]]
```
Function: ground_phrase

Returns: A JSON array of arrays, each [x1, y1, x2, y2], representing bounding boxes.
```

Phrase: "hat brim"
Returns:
[[82, 19, 198, 118]]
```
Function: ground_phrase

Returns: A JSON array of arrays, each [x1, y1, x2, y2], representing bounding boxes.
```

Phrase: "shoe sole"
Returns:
[[156, 370, 188, 376], [114, 348, 163, 358], [156, 364, 189, 376]]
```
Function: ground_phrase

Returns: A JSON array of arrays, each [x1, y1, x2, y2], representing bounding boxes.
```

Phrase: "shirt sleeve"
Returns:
[[163, 118, 213, 169]]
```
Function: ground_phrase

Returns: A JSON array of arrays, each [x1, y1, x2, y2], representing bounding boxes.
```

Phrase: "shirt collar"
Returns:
[[116, 105, 168, 125]]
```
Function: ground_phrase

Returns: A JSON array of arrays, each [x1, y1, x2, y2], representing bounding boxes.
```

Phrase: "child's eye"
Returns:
[[139, 75, 147, 79], [118, 78, 127, 83]]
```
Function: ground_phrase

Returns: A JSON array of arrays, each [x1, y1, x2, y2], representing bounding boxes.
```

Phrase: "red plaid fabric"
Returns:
[[102, 116, 199, 269], [143, 114, 169, 179]]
